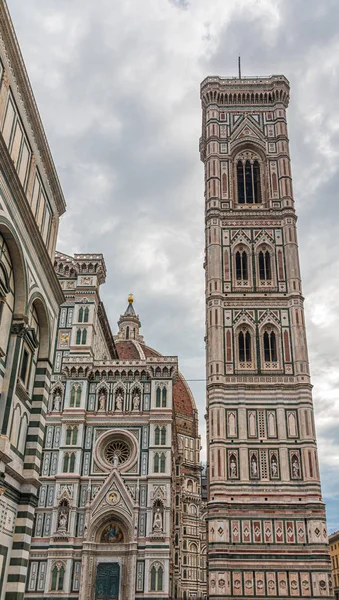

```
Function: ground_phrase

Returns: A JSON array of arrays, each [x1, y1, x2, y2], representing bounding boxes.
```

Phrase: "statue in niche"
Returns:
[[98, 390, 106, 411], [230, 455, 237, 478], [113, 454, 119, 469], [53, 391, 62, 412], [292, 455, 300, 478], [251, 455, 258, 477], [115, 393, 123, 411], [132, 392, 140, 411], [152, 502, 163, 533], [271, 455, 278, 477]]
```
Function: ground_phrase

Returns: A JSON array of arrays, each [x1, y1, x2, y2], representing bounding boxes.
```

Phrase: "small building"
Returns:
[[330, 530, 339, 600]]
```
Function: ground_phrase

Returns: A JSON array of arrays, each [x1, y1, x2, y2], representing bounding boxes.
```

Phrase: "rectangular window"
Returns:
[[20, 348, 30, 385], [18, 140, 30, 187], [31, 176, 41, 215], [11, 120, 23, 167], [2, 97, 15, 146]]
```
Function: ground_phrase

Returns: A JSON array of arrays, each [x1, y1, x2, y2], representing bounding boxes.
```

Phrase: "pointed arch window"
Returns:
[[76, 329, 81, 344], [264, 330, 277, 362], [259, 250, 271, 280], [156, 388, 161, 408], [235, 250, 248, 280], [237, 159, 261, 204], [155, 426, 160, 445], [76, 387, 81, 407], [66, 427, 72, 445], [63, 453, 69, 473], [160, 453, 166, 473], [72, 427, 78, 445], [162, 388, 167, 407], [239, 330, 251, 362], [150, 564, 163, 591], [51, 564, 65, 591], [70, 387, 75, 407], [81, 329, 87, 345], [84, 307, 89, 323], [154, 453, 159, 473], [126, 326, 129, 339], [78, 307, 83, 323], [161, 426, 166, 445], [69, 453, 75, 473]]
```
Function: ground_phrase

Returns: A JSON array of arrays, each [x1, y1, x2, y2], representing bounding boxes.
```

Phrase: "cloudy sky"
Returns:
[[7, 0, 339, 531]]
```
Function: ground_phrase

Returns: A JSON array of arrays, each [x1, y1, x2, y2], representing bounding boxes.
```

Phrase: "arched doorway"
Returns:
[[80, 511, 137, 600]]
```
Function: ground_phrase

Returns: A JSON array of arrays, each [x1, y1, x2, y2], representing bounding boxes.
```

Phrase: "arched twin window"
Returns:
[[237, 159, 261, 204], [76, 328, 87, 345], [156, 387, 167, 408], [63, 452, 75, 473], [235, 250, 248, 281], [51, 564, 65, 591], [78, 306, 89, 323], [263, 330, 277, 362], [70, 386, 81, 407], [154, 453, 166, 473], [150, 564, 163, 591], [155, 426, 166, 445], [239, 330, 251, 362], [259, 250, 271, 280], [66, 426, 78, 445]]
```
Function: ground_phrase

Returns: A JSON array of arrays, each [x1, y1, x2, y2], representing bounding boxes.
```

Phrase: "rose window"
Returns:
[[104, 440, 130, 465]]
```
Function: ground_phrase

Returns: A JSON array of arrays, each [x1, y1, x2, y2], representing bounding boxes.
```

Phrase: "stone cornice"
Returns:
[[0, 1, 66, 216], [0, 134, 65, 305]]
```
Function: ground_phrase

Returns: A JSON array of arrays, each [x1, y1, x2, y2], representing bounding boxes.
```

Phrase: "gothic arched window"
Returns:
[[259, 250, 271, 280], [154, 453, 159, 473], [51, 564, 65, 591], [63, 454, 69, 473], [70, 387, 75, 407], [150, 564, 163, 591], [160, 453, 166, 473], [78, 307, 83, 323], [161, 426, 166, 445], [237, 159, 261, 204], [239, 330, 251, 362], [156, 388, 161, 408], [155, 426, 160, 445], [76, 329, 81, 345], [162, 388, 167, 407], [76, 387, 81, 407], [72, 427, 78, 445], [81, 329, 87, 345], [264, 331, 277, 362], [69, 453, 75, 473], [235, 250, 248, 280], [66, 427, 72, 445], [84, 307, 89, 323]]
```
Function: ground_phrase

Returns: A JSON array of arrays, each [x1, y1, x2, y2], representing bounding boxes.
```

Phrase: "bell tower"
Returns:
[[200, 75, 332, 598]]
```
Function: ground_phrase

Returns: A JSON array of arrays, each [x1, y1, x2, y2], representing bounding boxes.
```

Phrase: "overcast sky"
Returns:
[[7, 0, 339, 532]]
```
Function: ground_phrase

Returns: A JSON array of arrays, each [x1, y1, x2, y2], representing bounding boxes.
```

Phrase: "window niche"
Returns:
[[236, 153, 262, 205]]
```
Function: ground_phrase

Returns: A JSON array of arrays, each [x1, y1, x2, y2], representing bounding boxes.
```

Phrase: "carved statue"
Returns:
[[53, 392, 61, 411], [271, 457, 278, 476], [113, 454, 119, 469], [98, 391, 106, 411], [153, 506, 163, 532], [132, 393, 140, 411], [115, 394, 123, 411], [57, 511, 68, 533], [230, 456, 237, 477], [292, 457, 300, 478], [251, 456, 258, 477]]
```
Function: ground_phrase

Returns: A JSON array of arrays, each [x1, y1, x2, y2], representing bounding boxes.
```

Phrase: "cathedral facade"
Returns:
[[0, 3, 66, 599], [200, 75, 332, 599], [25, 252, 207, 600]]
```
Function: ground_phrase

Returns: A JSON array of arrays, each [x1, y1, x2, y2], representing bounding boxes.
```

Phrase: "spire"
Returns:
[[116, 293, 144, 342]]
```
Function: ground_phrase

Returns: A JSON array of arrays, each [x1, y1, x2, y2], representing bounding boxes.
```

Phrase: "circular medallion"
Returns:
[[106, 490, 120, 505]]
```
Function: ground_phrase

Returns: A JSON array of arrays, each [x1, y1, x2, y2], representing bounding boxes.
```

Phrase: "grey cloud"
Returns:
[[7, 0, 339, 529]]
